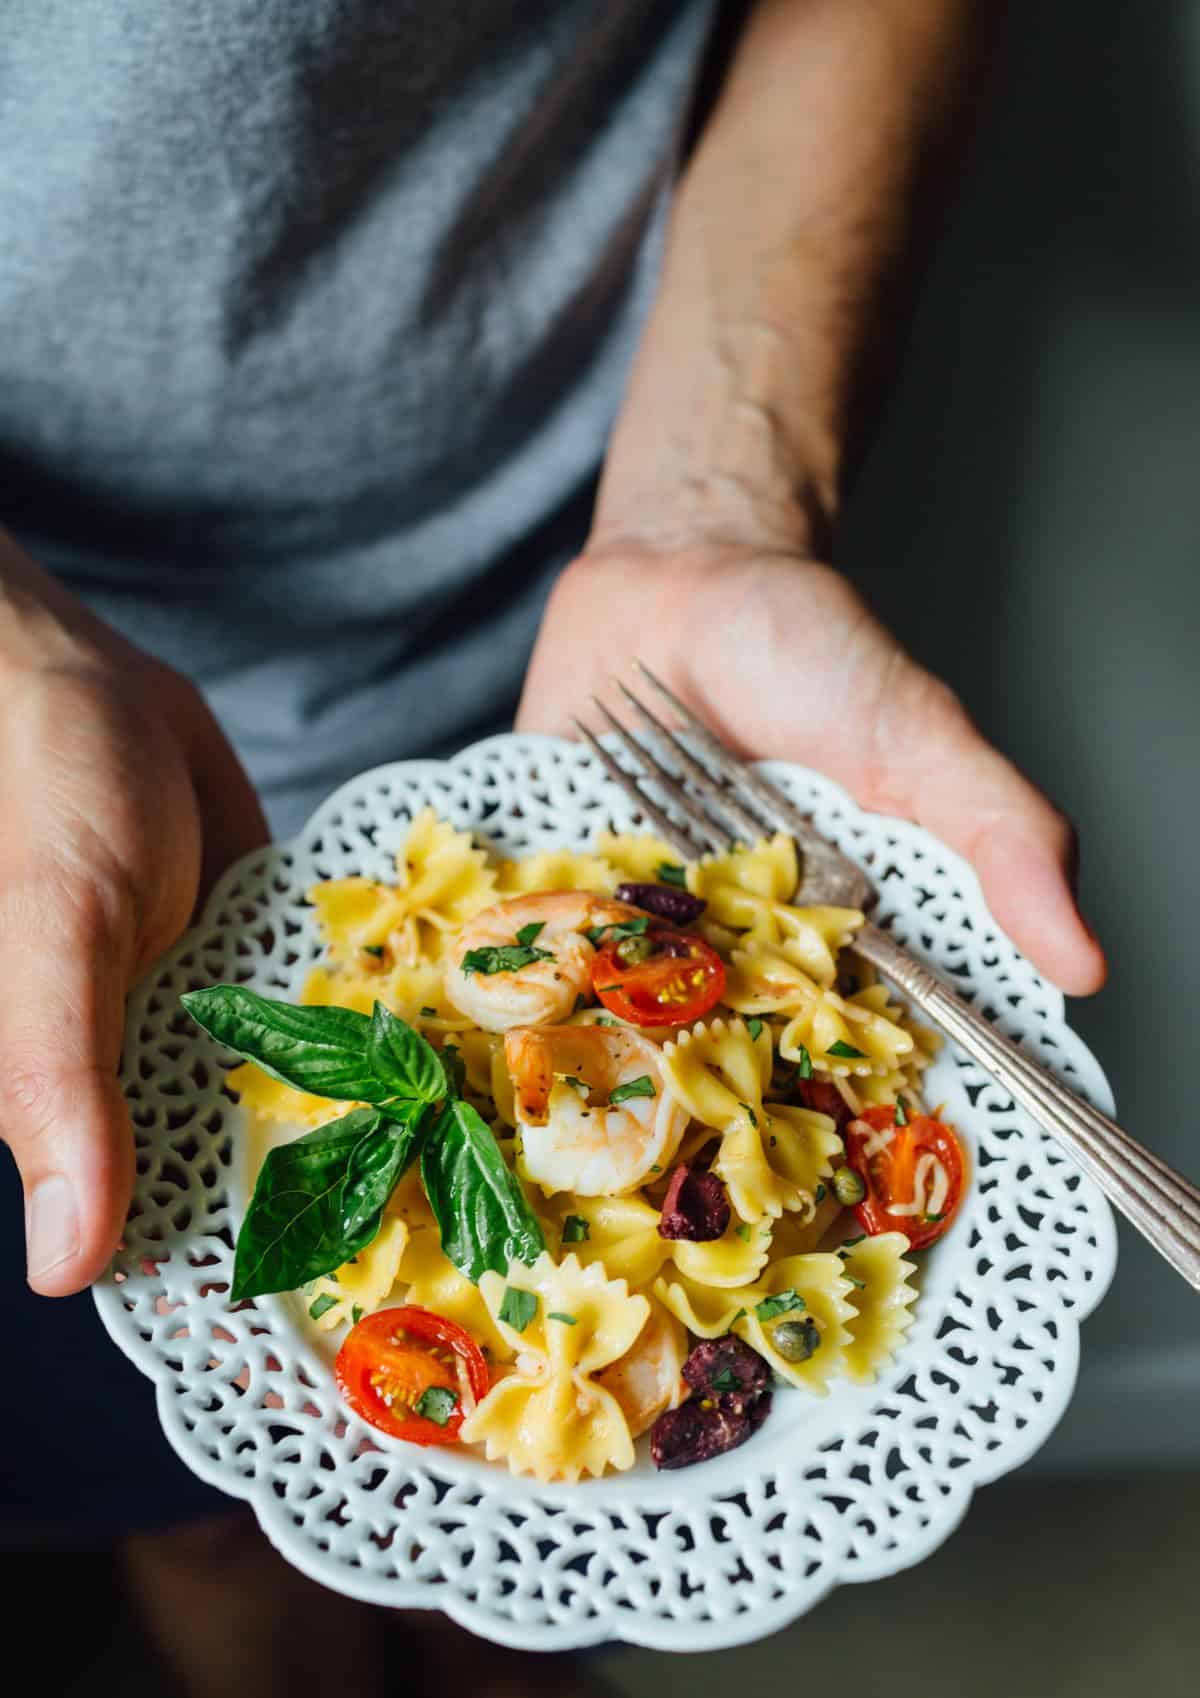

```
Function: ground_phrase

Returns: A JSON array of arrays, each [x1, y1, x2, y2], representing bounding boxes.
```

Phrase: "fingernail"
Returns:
[[26, 1174, 80, 1281]]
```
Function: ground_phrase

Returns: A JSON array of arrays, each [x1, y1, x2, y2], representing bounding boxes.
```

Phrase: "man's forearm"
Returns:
[[594, 0, 986, 556]]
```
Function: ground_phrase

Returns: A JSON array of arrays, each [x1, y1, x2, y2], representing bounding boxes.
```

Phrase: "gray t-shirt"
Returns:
[[0, 1, 716, 835]]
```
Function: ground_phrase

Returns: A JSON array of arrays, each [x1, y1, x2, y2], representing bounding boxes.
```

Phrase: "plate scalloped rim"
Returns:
[[94, 733, 1117, 1652]]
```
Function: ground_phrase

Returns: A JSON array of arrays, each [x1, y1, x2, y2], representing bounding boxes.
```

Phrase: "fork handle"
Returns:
[[853, 922, 1200, 1291]]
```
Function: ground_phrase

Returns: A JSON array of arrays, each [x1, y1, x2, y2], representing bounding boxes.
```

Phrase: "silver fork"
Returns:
[[573, 662, 1200, 1291]]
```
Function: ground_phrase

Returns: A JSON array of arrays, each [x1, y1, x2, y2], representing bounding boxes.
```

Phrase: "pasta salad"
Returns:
[[181, 810, 966, 1481]]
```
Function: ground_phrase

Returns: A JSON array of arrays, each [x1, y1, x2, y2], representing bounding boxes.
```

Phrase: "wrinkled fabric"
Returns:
[[0, 1, 716, 834]]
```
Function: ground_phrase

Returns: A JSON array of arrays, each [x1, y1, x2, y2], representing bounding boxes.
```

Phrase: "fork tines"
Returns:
[[571, 662, 801, 862]]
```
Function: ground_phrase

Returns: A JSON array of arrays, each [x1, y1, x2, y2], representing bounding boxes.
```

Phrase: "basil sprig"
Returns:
[[421, 1100, 545, 1283], [180, 986, 446, 1107], [181, 985, 543, 1300]]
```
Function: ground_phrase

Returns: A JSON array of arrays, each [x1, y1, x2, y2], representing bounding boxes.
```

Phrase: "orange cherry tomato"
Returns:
[[590, 926, 726, 1027], [334, 1306, 489, 1445], [843, 1104, 966, 1250]]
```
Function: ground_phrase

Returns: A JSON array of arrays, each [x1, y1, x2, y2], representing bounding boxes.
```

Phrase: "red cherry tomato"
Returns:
[[843, 1104, 966, 1250], [334, 1306, 489, 1445], [590, 926, 726, 1027]]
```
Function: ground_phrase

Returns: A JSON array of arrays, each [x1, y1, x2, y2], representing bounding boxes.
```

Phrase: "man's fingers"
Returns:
[[852, 661, 1107, 996], [177, 683, 271, 908], [0, 878, 134, 1294]]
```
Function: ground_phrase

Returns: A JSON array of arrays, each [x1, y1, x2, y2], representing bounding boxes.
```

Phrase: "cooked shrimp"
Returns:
[[444, 890, 643, 1033], [505, 1024, 689, 1195], [595, 1297, 687, 1437]]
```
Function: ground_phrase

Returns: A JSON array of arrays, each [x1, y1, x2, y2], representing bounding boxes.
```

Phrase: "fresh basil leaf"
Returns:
[[498, 1286, 538, 1332], [351, 1305, 364, 1325], [366, 1002, 446, 1104], [414, 1386, 459, 1426], [341, 1100, 427, 1240], [746, 1017, 764, 1043], [755, 1289, 805, 1322], [460, 944, 553, 976], [421, 1099, 545, 1283], [231, 1107, 389, 1299], [827, 1040, 866, 1059], [796, 1044, 814, 1079], [608, 1074, 655, 1105], [515, 921, 545, 947], [561, 1214, 590, 1243], [547, 1311, 577, 1325], [308, 1293, 339, 1320], [656, 862, 687, 888], [181, 985, 385, 1102]]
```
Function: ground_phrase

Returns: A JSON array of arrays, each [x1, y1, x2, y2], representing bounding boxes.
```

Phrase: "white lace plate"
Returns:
[[94, 734, 1117, 1652]]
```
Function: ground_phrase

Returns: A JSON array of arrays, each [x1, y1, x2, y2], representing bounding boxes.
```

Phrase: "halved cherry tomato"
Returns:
[[843, 1104, 966, 1250], [334, 1306, 489, 1445], [590, 926, 726, 1027]]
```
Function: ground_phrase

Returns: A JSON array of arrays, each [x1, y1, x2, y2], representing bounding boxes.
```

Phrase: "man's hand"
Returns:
[[0, 537, 268, 1295], [517, 541, 1106, 998]]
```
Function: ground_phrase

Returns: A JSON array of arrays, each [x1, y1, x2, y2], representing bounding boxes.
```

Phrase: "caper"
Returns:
[[772, 1318, 821, 1362], [615, 935, 656, 965], [832, 1165, 866, 1207]]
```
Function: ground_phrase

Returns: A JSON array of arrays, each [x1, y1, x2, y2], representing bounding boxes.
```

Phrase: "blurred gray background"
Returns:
[[19, 2, 1198, 1693]]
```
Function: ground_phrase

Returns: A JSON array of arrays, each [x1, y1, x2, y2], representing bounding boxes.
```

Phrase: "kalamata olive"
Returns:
[[682, 1335, 771, 1413], [792, 1076, 853, 1132], [614, 881, 706, 926], [650, 1398, 765, 1470], [771, 1318, 821, 1362], [657, 1166, 731, 1242]]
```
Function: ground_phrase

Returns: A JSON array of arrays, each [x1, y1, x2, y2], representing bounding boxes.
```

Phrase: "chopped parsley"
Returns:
[[796, 1045, 814, 1079], [895, 1096, 909, 1126], [845, 1274, 867, 1290], [731, 1308, 748, 1324], [461, 943, 553, 976], [585, 917, 651, 947], [547, 1311, 577, 1325], [351, 1305, 364, 1326], [924, 1212, 945, 1224], [814, 1182, 827, 1204], [710, 1367, 741, 1393], [657, 862, 688, 888], [593, 1012, 620, 1025], [414, 1386, 459, 1427], [419, 1005, 438, 1017], [498, 1287, 539, 1332], [563, 1075, 588, 1093], [308, 1293, 338, 1321], [755, 1289, 806, 1322], [740, 1101, 758, 1128], [561, 1215, 590, 1243], [734, 1223, 751, 1242], [608, 1074, 655, 1105], [515, 921, 546, 947], [827, 1040, 866, 1059], [649, 1164, 662, 1174], [746, 1017, 764, 1043], [361, 944, 385, 959]]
